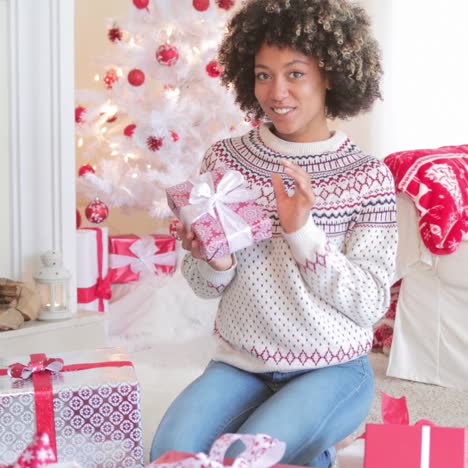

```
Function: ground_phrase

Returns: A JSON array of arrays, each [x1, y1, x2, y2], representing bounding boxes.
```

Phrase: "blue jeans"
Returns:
[[150, 355, 374, 467]]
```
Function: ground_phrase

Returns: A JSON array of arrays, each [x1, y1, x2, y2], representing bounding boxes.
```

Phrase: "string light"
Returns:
[[94, 74, 100, 81], [77, 137, 84, 148]]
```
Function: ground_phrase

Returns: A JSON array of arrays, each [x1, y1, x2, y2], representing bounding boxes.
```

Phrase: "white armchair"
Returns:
[[387, 194, 468, 389]]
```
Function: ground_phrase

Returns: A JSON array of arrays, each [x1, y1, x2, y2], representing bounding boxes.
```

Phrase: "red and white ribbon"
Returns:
[[180, 171, 254, 253], [149, 433, 286, 468]]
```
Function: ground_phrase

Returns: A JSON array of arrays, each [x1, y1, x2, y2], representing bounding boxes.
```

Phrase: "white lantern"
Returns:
[[34, 250, 72, 321]]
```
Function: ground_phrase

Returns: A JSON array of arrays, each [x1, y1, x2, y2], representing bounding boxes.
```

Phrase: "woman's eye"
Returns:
[[290, 71, 304, 79], [255, 72, 269, 80]]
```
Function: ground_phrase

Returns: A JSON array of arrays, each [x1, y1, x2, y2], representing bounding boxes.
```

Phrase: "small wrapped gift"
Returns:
[[0, 349, 144, 467], [109, 234, 177, 284], [337, 392, 465, 468], [149, 433, 301, 468], [364, 423, 465, 468], [166, 169, 272, 262], [76, 227, 111, 312]]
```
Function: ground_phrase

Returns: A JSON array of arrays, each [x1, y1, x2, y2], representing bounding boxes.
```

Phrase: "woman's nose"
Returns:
[[270, 78, 289, 101]]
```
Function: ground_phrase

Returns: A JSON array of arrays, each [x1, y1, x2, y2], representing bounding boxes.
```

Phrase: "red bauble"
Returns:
[[124, 124, 137, 137], [170, 130, 179, 142], [216, 0, 235, 9], [78, 164, 95, 177], [147, 136, 164, 151], [206, 60, 222, 78], [133, 0, 149, 9], [156, 44, 179, 67], [108, 26, 122, 43], [103, 69, 119, 89], [128, 68, 145, 86], [76, 209, 82, 229], [85, 198, 109, 224], [193, 0, 210, 11], [75, 106, 86, 124]]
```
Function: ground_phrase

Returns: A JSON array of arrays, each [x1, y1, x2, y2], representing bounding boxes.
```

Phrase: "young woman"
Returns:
[[151, 1, 397, 467]]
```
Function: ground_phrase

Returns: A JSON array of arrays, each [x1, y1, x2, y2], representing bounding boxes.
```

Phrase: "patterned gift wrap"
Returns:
[[0, 349, 144, 468], [166, 169, 272, 262]]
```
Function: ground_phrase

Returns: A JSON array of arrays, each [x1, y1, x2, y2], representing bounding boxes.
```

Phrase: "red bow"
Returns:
[[8, 356, 64, 380], [95, 274, 112, 301], [0, 433, 56, 468]]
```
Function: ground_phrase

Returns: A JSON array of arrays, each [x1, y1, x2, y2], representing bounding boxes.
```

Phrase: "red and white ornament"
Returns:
[[193, 0, 210, 11], [216, 0, 235, 10], [156, 44, 179, 67], [133, 0, 149, 9], [78, 164, 95, 177], [147, 136, 164, 151], [206, 60, 222, 78], [108, 25, 122, 43], [75, 106, 87, 124], [85, 198, 109, 224], [103, 69, 119, 89], [124, 124, 137, 137], [169, 218, 179, 238], [128, 68, 145, 86]]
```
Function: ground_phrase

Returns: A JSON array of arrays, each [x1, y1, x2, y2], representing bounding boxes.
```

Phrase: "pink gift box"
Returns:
[[364, 423, 465, 468], [166, 169, 272, 262], [0, 349, 144, 467], [109, 234, 177, 284]]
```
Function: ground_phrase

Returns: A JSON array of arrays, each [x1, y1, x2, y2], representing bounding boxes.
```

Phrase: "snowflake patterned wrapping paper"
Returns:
[[166, 169, 272, 262], [0, 349, 144, 468]]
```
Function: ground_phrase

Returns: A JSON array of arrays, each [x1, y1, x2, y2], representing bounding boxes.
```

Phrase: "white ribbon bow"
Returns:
[[149, 433, 286, 468], [110, 236, 177, 275], [179, 171, 254, 254]]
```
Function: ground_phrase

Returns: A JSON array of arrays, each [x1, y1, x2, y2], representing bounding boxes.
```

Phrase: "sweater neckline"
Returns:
[[258, 123, 349, 157]]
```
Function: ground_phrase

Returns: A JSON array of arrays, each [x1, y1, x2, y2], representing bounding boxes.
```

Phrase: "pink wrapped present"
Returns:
[[337, 392, 465, 468], [0, 349, 144, 467], [76, 227, 111, 312], [166, 169, 272, 262], [149, 433, 303, 468], [109, 234, 177, 283]]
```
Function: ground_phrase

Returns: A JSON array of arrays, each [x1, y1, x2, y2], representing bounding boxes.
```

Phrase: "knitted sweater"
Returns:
[[182, 124, 397, 373]]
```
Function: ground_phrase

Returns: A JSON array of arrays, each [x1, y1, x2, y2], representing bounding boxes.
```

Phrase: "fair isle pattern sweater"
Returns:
[[182, 124, 397, 373]]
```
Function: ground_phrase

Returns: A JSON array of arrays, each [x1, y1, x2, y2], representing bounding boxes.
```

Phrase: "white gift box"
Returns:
[[76, 227, 110, 312]]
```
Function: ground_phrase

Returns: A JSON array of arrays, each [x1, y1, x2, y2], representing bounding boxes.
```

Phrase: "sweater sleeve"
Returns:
[[282, 163, 397, 328], [181, 253, 237, 299]]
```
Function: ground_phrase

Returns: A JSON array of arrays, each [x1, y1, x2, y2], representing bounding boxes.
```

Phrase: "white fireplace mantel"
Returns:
[[6, 0, 76, 312]]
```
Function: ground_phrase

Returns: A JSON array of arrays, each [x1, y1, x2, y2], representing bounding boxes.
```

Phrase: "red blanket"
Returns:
[[385, 145, 468, 255]]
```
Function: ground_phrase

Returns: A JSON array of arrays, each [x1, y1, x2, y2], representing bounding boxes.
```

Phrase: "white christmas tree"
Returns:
[[76, 0, 251, 220]]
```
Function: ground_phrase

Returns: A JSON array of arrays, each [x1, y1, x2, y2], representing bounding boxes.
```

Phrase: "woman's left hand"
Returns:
[[272, 159, 315, 233]]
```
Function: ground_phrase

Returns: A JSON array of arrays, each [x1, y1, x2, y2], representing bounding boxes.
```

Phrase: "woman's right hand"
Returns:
[[176, 222, 234, 271]]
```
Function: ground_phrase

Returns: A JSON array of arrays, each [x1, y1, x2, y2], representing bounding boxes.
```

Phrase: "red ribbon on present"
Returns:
[[358, 391, 437, 441], [77, 227, 111, 312], [0, 354, 134, 460], [0, 432, 57, 468]]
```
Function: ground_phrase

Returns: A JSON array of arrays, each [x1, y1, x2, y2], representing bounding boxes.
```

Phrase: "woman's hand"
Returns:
[[272, 159, 315, 234], [176, 222, 234, 271]]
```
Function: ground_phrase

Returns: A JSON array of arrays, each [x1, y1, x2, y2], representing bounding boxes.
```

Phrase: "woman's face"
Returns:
[[254, 42, 330, 143]]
